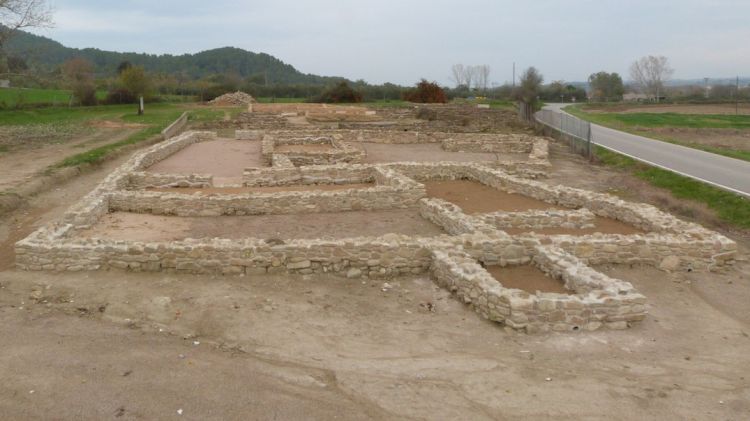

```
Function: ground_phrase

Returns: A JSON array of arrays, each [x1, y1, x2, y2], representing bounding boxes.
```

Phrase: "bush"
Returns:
[[311, 81, 363, 103], [402, 79, 447, 103], [73, 83, 98, 106], [415, 107, 437, 121], [104, 88, 138, 104]]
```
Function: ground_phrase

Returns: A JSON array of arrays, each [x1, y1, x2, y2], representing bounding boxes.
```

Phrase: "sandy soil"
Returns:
[[360, 142, 524, 164], [78, 209, 445, 241], [147, 183, 374, 195], [424, 180, 564, 213], [146, 138, 266, 186], [0, 128, 139, 191], [486, 265, 570, 294], [275, 144, 335, 153], [585, 103, 750, 115], [1, 132, 750, 419]]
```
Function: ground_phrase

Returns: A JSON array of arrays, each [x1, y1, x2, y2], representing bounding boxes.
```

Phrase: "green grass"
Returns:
[[595, 146, 750, 228], [566, 105, 750, 162], [0, 87, 109, 107], [0, 103, 188, 167], [55, 106, 185, 167]]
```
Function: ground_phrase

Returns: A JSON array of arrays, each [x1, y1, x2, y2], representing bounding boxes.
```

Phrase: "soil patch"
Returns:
[[146, 138, 265, 186], [584, 103, 750, 115], [486, 265, 570, 294], [424, 180, 564, 213], [643, 127, 750, 152], [360, 143, 523, 164], [146, 183, 375, 195], [86, 120, 147, 129], [78, 209, 445, 241], [275, 144, 335, 153], [0, 128, 139, 191]]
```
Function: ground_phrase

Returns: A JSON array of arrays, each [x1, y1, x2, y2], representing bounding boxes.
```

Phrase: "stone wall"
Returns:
[[430, 246, 647, 333], [14, 130, 741, 333], [161, 112, 189, 140], [477, 208, 595, 230], [261, 134, 365, 166], [126, 172, 213, 189]]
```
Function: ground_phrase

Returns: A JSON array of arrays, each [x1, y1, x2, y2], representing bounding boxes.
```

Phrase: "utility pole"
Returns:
[[704, 77, 709, 99], [737, 75, 740, 116], [512, 62, 516, 89]]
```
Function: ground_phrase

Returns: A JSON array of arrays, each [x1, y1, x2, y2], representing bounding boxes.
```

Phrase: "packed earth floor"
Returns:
[[1, 104, 749, 419]]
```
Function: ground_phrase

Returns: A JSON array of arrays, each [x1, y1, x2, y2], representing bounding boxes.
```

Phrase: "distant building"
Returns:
[[0, 80, 10, 88]]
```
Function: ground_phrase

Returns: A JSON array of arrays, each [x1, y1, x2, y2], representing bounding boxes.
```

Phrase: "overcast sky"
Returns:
[[30, 0, 750, 85]]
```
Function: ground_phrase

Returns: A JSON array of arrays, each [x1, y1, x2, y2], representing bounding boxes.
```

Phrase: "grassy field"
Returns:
[[0, 103, 189, 167], [566, 105, 750, 162], [0, 87, 109, 107], [594, 146, 750, 229]]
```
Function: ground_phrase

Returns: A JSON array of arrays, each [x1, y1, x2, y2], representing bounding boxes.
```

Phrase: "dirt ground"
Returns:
[[360, 143, 523, 164], [424, 180, 565, 213], [78, 209, 445, 241], [584, 103, 750, 115], [146, 138, 266, 185], [1, 132, 750, 419], [486, 265, 569, 294], [0, 127, 140, 191], [641, 127, 750, 152]]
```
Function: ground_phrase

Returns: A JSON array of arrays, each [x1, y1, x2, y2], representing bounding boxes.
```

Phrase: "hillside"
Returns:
[[2, 29, 344, 85]]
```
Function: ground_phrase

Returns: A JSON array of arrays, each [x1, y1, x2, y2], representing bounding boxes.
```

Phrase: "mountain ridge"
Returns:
[[2, 29, 346, 85]]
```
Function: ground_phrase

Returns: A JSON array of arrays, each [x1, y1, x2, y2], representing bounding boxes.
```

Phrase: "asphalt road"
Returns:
[[542, 103, 750, 197]]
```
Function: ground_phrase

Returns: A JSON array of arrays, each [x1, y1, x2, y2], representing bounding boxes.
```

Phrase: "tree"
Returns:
[[450, 64, 466, 88], [312, 81, 362, 103], [120, 65, 151, 98], [629, 55, 674, 103], [402, 79, 447, 103], [62, 57, 96, 105], [0, 0, 53, 49], [475, 65, 491, 92], [588, 71, 624, 101], [116, 60, 132, 74], [515, 66, 544, 106]]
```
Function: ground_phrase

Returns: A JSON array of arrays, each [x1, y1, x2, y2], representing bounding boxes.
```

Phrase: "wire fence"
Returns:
[[535, 108, 593, 158]]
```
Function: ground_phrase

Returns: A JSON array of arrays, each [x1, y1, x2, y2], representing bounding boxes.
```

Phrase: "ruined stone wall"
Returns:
[[243, 164, 377, 187], [430, 247, 647, 333], [477, 208, 596, 230], [126, 173, 213, 189]]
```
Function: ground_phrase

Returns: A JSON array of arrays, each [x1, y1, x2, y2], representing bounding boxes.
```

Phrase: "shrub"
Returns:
[[73, 83, 98, 106], [415, 107, 437, 121], [311, 82, 363, 103], [105, 88, 138, 104], [402, 79, 447, 103]]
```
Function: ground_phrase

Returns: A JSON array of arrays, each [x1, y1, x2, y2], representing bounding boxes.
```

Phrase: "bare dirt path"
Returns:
[[0, 127, 139, 191]]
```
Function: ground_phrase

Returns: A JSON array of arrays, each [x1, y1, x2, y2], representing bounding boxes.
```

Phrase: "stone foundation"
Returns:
[[14, 130, 740, 333]]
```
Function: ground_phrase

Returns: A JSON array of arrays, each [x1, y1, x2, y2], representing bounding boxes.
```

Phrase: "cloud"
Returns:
[[31, 0, 750, 84]]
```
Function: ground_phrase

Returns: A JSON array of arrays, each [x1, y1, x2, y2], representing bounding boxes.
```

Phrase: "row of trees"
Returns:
[[450, 64, 492, 91]]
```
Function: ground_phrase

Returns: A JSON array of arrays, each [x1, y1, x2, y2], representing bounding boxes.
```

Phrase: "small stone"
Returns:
[[346, 268, 362, 278]]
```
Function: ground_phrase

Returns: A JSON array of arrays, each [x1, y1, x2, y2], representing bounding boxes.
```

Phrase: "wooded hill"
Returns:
[[2, 28, 345, 85]]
